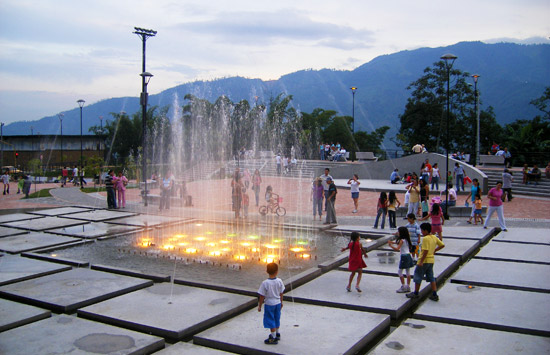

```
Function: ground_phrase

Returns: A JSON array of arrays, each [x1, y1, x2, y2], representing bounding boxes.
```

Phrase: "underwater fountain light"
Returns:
[[195, 236, 206, 241], [290, 247, 304, 253], [185, 248, 197, 253]]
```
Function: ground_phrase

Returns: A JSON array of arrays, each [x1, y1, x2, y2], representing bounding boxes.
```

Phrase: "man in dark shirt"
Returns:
[[105, 170, 116, 209], [324, 177, 337, 225]]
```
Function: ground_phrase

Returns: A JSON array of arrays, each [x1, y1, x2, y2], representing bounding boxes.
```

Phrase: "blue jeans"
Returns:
[[431, 176, 439, 191], [374, 208, 387, 228], [313, 196, 322, 217], [456, 174, 464, 191]]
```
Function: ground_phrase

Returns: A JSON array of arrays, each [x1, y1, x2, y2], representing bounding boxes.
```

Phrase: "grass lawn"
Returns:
[[27, 188, 53, 198]]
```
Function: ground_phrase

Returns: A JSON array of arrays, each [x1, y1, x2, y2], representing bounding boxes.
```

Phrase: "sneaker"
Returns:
[[429, 294, 439, 301], [276, 333, 281, 341], [355, 286, 362, 292], [396, 285, 408, 293], [346, 286, 351, 292], [503, 229, 508, 232], [406, 292, 419, 299], [352, 209, 357, 213], [264, 335, 278, 345]]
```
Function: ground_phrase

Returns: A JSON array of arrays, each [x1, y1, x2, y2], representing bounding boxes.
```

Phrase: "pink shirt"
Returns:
[[488, 187, 503, 207]]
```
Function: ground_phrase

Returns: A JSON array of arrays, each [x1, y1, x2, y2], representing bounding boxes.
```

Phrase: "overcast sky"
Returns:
[[0, 0, 548, 125]]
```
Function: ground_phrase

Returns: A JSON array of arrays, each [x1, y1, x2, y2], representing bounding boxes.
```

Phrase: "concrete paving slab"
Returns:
[[194, 302, 390, 355], [28, 206, 92, 216], [0, 298, 51, 332], [413, 283, 550, 336], [0, 268, 153, 313], [474, 241, 550, 265], [0, 225, 27, 238], [1, 216, 88, 231], [369, 319, 550, 354], [21, 252, 90, 267], [0, 255, 71, 286], [378, 237, 480, 261], [341, 253, 460, 282], [61, 209, 137, 222], [286, 270, 429, 319], [0, 213, 44, 224], [442, 226, 494, 243], [0, 232, 80, 253], [78, 283, 256, 341], [492, 228, 550, 245], [47, 222, 141, 239], [0, 314, 164, 355], [156, 342, 233, 354], [450, 258, 550, 293], [105, 214, 186, 227], [91, 264, 171, 282]]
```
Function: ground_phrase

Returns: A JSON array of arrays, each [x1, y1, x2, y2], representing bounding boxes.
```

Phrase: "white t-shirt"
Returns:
[[432, 168, 440, 178], [400, 239, 411, 255], [350, 180, 360, 193], [1, 174, 9, 184], [320, 174, 333, 191], [258, 277, 285, 306], [276, 155, 281, 164]]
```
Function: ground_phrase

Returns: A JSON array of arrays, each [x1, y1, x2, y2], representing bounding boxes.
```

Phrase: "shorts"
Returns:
[[431, 223, 442, 234], [351, 192, 359, 199], [413, 263, 435, 284], [399, 254, 414, 269], [263, 303, 282, 329], [474, 209, 482, 215]]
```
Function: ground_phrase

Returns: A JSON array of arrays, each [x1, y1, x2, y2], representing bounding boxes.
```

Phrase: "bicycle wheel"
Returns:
[[259, 206, 268, 216], [275, 207, 286, 216]]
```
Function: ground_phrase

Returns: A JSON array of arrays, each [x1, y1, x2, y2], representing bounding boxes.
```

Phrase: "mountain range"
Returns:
[[3, 41, 549, 143]]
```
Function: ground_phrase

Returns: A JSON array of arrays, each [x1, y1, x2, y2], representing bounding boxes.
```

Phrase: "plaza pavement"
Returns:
[[0, 180, 549, 354]]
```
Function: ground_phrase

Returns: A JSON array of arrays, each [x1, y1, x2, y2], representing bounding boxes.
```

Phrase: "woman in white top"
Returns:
[[347, 174, 360, 213], [431, 163, 440, 191]]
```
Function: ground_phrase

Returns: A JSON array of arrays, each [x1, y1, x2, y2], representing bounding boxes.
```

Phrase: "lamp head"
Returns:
[[440, 53, 457, 69], [77, 99, 85, 108], [140, 72, 153, 85], [472, 74, 480, 83], [350, 87, 357, 93]]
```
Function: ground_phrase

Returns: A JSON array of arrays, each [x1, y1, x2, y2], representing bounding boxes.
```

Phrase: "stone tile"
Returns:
[[1, 216, 88, 231], [378, 237, 480, 261], [105, 214, 185, 227], [78, 283, 256, 341], [0, 255, 71, 286], [156, 342, 233, 354], [492, 228, 550, 245], [0, 315, 164, 355], [414, 283, 550, 336], [442, 226, 493, 243], [286, 270, 429, 319], [450, 258, 550, 293], [0, 298, 50, 332], [0, 213, 44, 224], [0, 225, 27, 238], [369, 319, 550, 354], [0, 268, 153, 313], [28, 207, 92, 216], [61, 209, 137, 222], [474, 241, 550, 265], [0, 232, 80, 253], [194, 302, 390, 355]]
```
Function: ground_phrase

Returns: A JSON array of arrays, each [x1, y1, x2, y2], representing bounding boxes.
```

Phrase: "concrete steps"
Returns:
[[480, 168, 550, 198]]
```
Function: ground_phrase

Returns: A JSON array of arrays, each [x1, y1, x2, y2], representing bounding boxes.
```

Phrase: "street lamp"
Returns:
[[350, 87, 357, 133], [1, 122, 4, 169], [58, 113, 64, 165], [134, 26, 156, 207], [98, 116, 103, 157], [30, 126, 34, 159], [471, 75, 481, 167], [441, 53, 457, 219], [77, 99, 85, 189]]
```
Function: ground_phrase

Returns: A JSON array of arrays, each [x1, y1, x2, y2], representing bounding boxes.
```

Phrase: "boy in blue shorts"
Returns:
[[405, 213, 421, 262], [406, 223, 445, 301], [258, 262, 285, 344]]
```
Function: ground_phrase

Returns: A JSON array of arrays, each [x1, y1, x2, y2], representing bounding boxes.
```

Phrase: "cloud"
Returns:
[[483, 36, 550, 45], [172, 9, 375, 49]]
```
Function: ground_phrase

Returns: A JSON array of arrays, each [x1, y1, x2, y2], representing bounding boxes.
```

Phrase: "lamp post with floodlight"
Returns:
[[77, 99, 85, 189], [350, 87, 357, 133], [472, 75, 480, 167], [441, 53, 457, 219], [58, 113, 64, 165]]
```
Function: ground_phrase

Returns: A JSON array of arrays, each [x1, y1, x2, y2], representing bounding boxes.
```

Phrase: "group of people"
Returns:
[[231, 168, 262, 218], [319, 142, 347, 162], [103, 170, 128, 209], [275, 154, 298, 175], [1, 170, 32, 198], [59, 165, 86, 187]]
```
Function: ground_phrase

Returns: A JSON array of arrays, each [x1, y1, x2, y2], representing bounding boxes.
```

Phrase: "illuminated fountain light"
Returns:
[[163, 244, 175, 250], [290, 247, 304, 253], [206, 242, 216, 247], [185, 248, 198, 254], [195, 236, 206, 241]]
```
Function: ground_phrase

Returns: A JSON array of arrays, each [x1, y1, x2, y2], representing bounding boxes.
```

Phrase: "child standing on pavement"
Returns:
[[374, 192, 388, 229], [388, 227, 415, 293], [387, 191, 401, 229], [421, 202, 444, 240], [406, 223, 445, 301], [341, 231, 368, 292], [258, 262, 285, 345], [474, 193, 484, 225], [405, 213, 421, 262]]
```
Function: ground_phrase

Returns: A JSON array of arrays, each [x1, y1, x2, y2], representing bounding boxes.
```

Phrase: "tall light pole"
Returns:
[[472, 74, 481, 167], [98, 116, 103, 157], [134, 26, 157, 206], [1, 122, 4, 169], [58, 113, 64, 165], [30, 126, 34, 160], [77, 99, 85, 189], [350, 87, 357, 133], [441, 53, 457, 219]]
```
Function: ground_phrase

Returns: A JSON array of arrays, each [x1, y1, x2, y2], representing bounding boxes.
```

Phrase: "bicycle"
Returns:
[[259, 193, 286, 216]]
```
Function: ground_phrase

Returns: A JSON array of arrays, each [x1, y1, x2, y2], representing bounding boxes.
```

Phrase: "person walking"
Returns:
[[483, 181, 507, 231], [324, 177, 337, 225], [387, 191, 401, 229], [388, 227, 414, 293], [319, 168, 333, 211], [453, 162, 465, 192], [252, 169, 262, 207], [407, 179, 420, 217], [502, 169, 513, 202], [347, 174, 360, 213], [374, 192, 388, 229], [159, 171, 174, 211], [257, 262, 285, 345], [1, 169, 9, 195], [430, 163, 440, 191], [465, 178, 481, 224]]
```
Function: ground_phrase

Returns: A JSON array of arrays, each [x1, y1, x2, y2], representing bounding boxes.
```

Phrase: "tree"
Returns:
[[530, 87, 550, 120]]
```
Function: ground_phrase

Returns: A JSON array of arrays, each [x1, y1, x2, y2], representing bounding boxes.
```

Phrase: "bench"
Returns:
[[356, 152, 378, 162], [396, 206, 487, 217], [480, 155, 504, 166]]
